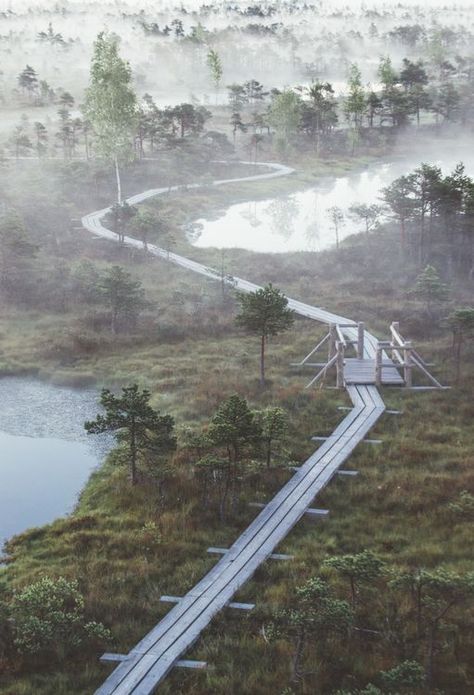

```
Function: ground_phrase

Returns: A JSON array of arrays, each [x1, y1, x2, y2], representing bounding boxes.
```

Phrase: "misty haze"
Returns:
[[0, 1, 473, 694]]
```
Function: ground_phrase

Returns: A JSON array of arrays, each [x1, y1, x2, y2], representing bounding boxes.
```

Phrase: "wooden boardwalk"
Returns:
[[81, 163, 394, 695], [344, 358, 404, 386]]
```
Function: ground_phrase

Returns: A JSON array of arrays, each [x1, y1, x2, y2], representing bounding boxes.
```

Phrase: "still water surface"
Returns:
[[0, 378, 108, 544], [191, 151, 474, 253]]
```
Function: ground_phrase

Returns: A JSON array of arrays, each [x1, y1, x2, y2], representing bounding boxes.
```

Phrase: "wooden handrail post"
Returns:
[[357, 322, 365, 359], [375, 343, 383, 387], [328, 323, 337, 361], [336, 340, 345, 389], [404, 341, 413, 388]]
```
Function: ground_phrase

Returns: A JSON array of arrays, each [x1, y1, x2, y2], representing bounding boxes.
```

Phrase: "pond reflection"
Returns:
[[191, 153, 474, 253], [191, 164, 393, 252]]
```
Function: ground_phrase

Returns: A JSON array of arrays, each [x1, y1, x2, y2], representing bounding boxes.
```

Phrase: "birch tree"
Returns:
[[344, 64, 365, 153], [207, 49, 223, 102], [84, 32, 137, 204], [268, 89, 302, 156]]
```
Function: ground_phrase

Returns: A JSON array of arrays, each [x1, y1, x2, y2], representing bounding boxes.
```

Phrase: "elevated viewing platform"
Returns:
[[299, 321, 446, 391], [343, 358, 404, 386]]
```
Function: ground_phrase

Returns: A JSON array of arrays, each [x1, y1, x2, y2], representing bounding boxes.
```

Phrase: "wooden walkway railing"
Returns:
[[80, 163, 416, 695]]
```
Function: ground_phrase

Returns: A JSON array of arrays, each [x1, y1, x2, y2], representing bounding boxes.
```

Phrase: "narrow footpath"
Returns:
[[82, 162, 390, 695]]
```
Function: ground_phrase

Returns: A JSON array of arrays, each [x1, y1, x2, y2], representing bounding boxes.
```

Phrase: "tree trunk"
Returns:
[[130, 421, 137, 485], [400, 218, 406, 247], [416, 583, 423, 640], [455, 335, 463, 383], [291, 627, 306, 683], [114, 155, 122, 205], [419, 211, 425, 265], [266, 439, 271, 468], [260, 334, 266, 385], [84, 132, 90, 160], [111, 307, 118, 335], [202, 473, 209, 510], [230, 445, 240, 513], [219, 466, 230, 522], [350, 576, 356, 609], [230, 461, 238, 513], [426, 622, 438, 684]]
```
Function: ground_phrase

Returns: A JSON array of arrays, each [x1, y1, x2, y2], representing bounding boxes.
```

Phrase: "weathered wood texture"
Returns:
[[344, 358, 404, 385], [82, 164, 390, 695]]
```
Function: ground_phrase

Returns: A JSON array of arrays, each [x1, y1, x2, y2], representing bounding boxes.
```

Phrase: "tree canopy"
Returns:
[[85, 384, 176, 485], [236, 284, 295, 384], [84, 32, 137, 203]]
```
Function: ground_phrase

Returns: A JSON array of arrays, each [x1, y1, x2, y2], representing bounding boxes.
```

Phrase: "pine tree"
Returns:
[[230, 112, 247, 145], [446, 307, 474, 381], [236, 284, 295, 384], [344, 63, 365, 153], [98, 265, 145, 334], [411, 265, 449, 317], [326, 206, 345, 249], [348, 203, 382, 235], [17, 65, 38, 102], [85, 385, 176, 485], [323, 550, 385, 608], [266, 577, 353, 683], [256, 406, 288, 468], [207, 394, 261, 519]]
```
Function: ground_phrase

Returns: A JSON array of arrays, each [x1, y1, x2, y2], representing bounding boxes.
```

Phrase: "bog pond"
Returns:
[[190, 150, 474, 253], [0, 378, 108, 545]]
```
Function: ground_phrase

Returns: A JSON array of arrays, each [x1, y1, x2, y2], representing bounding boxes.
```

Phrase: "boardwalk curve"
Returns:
[[82, 162, 390, 695]]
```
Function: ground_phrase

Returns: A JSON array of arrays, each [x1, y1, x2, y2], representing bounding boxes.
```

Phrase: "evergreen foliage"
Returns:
[[236, 283, 294, 384], [10, 577, 110, 658], [85, 384, 176, 485]]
